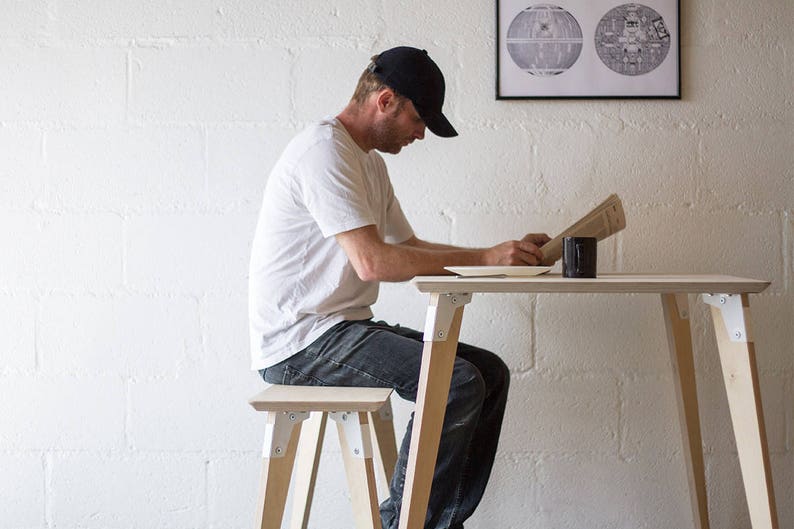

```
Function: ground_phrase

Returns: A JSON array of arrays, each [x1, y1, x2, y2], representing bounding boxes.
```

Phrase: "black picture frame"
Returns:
[[496, 1, 681, 99]]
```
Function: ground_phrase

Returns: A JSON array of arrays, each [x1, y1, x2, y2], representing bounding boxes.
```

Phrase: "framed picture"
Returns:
[[496, 0, 680, 99]]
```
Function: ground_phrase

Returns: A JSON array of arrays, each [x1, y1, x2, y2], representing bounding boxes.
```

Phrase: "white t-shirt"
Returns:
[[249, 117, 414, 370]]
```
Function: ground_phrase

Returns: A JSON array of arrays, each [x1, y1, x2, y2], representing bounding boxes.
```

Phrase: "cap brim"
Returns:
[[423, 112, 458, 138]]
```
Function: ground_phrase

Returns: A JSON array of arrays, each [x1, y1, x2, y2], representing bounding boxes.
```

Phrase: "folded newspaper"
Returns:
[[540, 194, 626, 266]]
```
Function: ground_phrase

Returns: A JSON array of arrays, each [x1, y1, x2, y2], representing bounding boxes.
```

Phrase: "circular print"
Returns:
[[507, 4, 583, 77], [594, 3, 671, 76]]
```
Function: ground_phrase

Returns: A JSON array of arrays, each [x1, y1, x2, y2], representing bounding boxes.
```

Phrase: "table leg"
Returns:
[[661, 294, 709, 529], [706, 293, 779, 529], [398, 293, 467, 529]]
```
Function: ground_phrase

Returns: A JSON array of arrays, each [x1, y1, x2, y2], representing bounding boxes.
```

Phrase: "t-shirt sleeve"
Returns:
[[384, 190, 414, 244], [295, 142, 376, 238]]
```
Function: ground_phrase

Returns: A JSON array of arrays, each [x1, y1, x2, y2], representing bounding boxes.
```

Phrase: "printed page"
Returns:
[[540, 194, 626, 265]]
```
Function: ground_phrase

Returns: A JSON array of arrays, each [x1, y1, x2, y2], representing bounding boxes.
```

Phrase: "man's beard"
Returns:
[[371, 111, 411, 155]]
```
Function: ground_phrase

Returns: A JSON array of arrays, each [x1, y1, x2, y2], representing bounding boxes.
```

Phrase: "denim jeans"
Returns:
[[259, 319, 510, 529]]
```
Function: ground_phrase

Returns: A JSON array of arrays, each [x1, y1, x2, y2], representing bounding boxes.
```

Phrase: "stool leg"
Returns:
[[254, 411, 306, 529], [332, 411, 382, 529], [369, 400, 398, 499], [289, 412, 328, 529]]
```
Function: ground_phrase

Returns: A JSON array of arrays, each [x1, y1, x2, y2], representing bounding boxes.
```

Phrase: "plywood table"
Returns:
[[398, 274, 778, 529]]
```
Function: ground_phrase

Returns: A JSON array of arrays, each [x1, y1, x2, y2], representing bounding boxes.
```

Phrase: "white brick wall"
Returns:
[[0, 454, 45, 526], [0, 1, 791, 528]]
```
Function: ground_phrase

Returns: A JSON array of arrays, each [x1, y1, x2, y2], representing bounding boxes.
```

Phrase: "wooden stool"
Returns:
[[249, 385, 398, 529]]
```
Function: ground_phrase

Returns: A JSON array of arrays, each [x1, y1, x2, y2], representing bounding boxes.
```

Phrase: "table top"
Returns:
[[411, 273, 770, 294]]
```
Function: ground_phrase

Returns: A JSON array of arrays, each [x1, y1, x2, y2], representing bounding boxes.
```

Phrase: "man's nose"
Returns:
[[415, 125, 425, 141]]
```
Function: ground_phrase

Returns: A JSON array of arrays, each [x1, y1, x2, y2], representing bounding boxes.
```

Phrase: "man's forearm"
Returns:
[[398, 236, 482, 253], [362, 241, 484, 282], [336, 226, 544, 283]]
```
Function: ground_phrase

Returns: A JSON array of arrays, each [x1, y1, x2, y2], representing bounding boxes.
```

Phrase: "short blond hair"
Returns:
[[351, 54, 406, 108]]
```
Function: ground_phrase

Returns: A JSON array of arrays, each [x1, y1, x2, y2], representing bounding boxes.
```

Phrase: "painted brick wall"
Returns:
[[0, 1, 791, 528]]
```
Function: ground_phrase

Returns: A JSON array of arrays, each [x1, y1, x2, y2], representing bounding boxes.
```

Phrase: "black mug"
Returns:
[[562, 237, 597, 278]]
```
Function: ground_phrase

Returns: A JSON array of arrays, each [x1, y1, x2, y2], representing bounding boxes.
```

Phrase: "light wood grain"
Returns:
[[710, 295, 779, 529], [338, 412, 382, 529], [661, 294, 709, 529], [289, 412, 328, 529], [370, 401, 398, 500], [412, 273, 769, 294], [254, 413, 302, 529], [399, 295, 465, 529], [249, 386, 393, 413]]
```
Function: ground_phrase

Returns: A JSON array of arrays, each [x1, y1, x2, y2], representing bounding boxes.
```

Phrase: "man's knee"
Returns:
[[449, 361, 487, 409]]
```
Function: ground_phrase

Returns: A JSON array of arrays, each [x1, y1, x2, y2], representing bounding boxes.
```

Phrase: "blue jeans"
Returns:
[[259, 319, 510, 529]]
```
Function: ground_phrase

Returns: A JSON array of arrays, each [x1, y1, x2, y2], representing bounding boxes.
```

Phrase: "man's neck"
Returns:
[[337, 104, 373, 153]]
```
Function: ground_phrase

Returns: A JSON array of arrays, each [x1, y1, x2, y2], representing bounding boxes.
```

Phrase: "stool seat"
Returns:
[[249, 385, 393, 413], [249, 384, 398, 529]]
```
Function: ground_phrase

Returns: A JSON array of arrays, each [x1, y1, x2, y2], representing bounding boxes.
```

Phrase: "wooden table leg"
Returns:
[[707, 293, 779, 529], [398, 293, 468, 529], [661, 293, 709, 529]]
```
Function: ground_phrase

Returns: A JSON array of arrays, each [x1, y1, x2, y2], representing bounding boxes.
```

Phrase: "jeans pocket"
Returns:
[[282, 364, 327, 386]]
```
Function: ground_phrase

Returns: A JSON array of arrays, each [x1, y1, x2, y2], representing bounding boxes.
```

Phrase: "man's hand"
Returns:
[[521, 233, 552, 248], [483, 240, 543, 266], [482, 233, 552, 266]]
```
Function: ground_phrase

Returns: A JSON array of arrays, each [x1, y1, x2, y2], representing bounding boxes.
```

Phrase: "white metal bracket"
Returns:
[[702, 293, 753, 343], [262, 410, 310, 458], [423, 293, 473, 342], [329, 411, 372, 458]]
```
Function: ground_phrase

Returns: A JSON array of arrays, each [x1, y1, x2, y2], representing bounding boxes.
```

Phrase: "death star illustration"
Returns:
[[507, 4, 583, 77], [595, 3, 671, 76]]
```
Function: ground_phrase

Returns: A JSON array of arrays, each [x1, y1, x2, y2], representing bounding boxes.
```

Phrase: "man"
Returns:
[[249, 46, 550, 529]]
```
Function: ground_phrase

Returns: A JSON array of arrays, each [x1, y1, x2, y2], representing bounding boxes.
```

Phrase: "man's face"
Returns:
[[372, 96, 426, 155]]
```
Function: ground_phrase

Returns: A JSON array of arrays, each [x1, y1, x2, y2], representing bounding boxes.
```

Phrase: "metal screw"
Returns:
[[719, 297, 726, 304], [341, 414, 347, 421], [437, 330, 445, 338], [275, 446, 282, 455], [289, 413, 296, 421], [733, 330, 742, 339], [451, 297, 458, 304], [353, 448, 360, 455]]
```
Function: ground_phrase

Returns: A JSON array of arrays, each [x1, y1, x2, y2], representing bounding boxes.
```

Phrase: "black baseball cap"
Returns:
[[368, 46, 458, 138]]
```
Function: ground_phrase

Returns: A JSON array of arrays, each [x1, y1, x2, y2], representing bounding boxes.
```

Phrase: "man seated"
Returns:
[[249, 46, 550, 529]]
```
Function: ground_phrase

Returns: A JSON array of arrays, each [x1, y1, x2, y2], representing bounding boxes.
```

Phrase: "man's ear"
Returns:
[[374, 88, 397, 114]]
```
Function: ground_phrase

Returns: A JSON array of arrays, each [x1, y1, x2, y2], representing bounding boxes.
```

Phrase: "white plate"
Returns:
[[444, 266, 552, 277]]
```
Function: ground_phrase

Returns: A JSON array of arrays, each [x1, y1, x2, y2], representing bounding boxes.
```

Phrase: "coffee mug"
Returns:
[[562, 237, 597, 278]]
